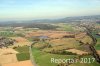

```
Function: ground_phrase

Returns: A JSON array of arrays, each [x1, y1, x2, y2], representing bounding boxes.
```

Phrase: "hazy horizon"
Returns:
[[0, 0, 100, 21]]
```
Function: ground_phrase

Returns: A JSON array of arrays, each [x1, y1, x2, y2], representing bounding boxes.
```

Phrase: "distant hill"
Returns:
[[0, 15, 100, 26]]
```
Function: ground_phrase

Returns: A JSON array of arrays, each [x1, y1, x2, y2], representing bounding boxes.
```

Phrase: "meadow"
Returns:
[[32, 47, 100, 66]]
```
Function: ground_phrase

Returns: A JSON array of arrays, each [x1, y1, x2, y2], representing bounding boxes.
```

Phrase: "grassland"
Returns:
[[95, 38, 100, 50], [32, 47, 76, 66], [56, 23, 74, 31], [32, 47, 100, 66]]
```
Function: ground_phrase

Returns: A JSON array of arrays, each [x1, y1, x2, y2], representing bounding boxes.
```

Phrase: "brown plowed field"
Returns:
[[2, 60, 33, 66]]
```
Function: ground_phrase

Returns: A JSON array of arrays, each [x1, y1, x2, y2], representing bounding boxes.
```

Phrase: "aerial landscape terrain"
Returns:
[[0, 0, 100, 66], [0, 15, 100, 66]]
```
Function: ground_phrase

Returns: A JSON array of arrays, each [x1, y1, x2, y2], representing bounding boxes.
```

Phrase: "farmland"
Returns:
[[14, 46, 30, 61], [0, 22, 100, 66], [29, 23, 100, 66], [0, 0, 100, 66], [32, 48, 100, 66]]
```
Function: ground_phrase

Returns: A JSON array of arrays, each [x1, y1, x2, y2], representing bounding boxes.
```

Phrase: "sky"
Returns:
[[0, 0, 100, 20]]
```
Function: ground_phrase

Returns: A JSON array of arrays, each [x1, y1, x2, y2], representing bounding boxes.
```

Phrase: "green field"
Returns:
[[95, 44, 100, 50], [57, 24, 74, 31], [32, 47, 100, 66], [95, 38, 100, 50], [93, 32, 100, 50], [0, 31, 17, 37], [32, 47, 77, 66], [14, 46, 30, 61], [16, 53, 30, 61], [0, 31, 25, 37]]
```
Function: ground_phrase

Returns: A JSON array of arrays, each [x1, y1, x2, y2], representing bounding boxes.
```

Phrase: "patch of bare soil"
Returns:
[[66, 49, 89, 55], [10, 37, 28, 43], [97, 50, 100, 55], [0, 48, 18, 65], [0, 48, 18, 55], [2, 60, 33, 66], [25, 30, 74, 39], [9, 37, 32, 47]]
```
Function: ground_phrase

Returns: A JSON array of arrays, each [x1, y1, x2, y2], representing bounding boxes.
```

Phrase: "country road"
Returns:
[[29, 42, 37, 66]]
